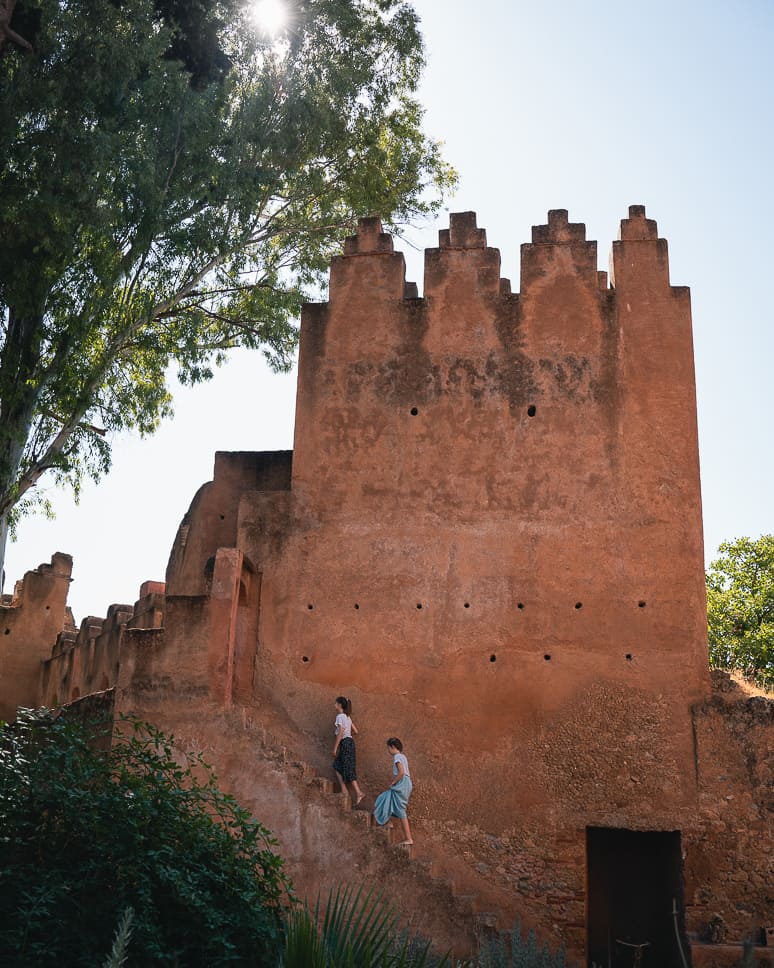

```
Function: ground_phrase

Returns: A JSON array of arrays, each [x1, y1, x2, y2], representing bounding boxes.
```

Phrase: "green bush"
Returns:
[[0, 710, 291, 966]]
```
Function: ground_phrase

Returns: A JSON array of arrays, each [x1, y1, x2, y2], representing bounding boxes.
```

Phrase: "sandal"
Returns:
[[398, 840, 414, 846], [355, 793, 365, 806]]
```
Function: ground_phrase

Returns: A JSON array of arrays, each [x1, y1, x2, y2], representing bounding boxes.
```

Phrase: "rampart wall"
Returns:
[[2, 209, 771, 964]]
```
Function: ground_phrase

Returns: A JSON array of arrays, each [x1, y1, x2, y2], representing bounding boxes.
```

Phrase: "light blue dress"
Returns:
[[373, 752, 412, 824]]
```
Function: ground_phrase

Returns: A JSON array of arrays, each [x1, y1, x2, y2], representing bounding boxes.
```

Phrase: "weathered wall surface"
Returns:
[[685, 674, 774, 942], [111, 690, 487, 958], [226, 208, 709, 834], [166, 451, 291, 597]]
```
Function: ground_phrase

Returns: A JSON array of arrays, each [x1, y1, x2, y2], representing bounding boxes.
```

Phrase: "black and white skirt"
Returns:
[[332, 737, 357, 782]]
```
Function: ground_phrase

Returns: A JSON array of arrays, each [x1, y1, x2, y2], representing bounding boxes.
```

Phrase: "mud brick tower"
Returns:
[[4, 208, 772, 967]]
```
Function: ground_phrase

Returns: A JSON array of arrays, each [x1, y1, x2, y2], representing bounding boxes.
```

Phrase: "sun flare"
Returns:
[[249, 0, 288, 38]]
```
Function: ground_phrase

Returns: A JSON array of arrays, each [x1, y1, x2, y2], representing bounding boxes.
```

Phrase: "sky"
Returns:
[[5, 0, 774, 622]]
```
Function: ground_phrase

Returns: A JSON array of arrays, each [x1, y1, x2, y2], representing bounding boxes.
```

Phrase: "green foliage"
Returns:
[[476, 922, 573, 968], [0, 0, 455, 563], [0, 710, 292, 966], [282, 885, 449, 967], [706, 535, 774, 687]]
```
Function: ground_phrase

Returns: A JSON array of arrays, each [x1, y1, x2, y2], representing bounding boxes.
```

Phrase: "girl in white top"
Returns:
[[332, 696, 365, 805]]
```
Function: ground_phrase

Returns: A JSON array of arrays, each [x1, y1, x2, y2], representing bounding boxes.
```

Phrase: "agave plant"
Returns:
[[102, 907, 134, 968], [281, 885, 449, 967], [477, 921, 574, 968]]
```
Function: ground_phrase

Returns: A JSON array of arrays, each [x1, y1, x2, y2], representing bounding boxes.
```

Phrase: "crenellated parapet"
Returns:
[[293, 206, 696, 509], [520, 208, 601, 295], [328, 216, 411, 307], [424, 211, 506, 300], [38, 581, 168, 708], [610, 203, 677, 293]]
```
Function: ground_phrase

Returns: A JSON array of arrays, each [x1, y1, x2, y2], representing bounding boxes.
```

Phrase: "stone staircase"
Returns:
[[236, 705, 509, 951]]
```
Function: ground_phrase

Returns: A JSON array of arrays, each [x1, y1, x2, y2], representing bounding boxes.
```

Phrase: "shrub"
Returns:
[[0, 710, 291, 966]]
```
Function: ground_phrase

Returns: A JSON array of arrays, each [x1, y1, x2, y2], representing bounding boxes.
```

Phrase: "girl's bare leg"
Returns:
[[399, 816, 413, 844], [334, 769, 347, 794], [352, 779, 365, 804]]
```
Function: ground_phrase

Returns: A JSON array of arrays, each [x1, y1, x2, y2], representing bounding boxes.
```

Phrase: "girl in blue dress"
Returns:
[[373, 737, 413, 845]]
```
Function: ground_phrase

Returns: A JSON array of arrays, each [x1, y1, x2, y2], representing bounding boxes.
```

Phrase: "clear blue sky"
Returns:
[[6, 0, 774, 621]]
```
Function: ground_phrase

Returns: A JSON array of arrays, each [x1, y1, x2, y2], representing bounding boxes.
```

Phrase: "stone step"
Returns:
[[453, 894, 476, 914], [474, 911, 500, 934], [349, 809, 371, 826], [310, 776, 335, 795]]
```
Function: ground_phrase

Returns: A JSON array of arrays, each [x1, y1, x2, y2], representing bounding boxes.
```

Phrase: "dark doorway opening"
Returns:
[[586, 827, 688, 968]]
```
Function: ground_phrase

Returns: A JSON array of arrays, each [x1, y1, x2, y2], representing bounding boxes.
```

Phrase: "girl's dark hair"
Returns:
[[335, 696, 352, 716], [386, 737, 403, 751]]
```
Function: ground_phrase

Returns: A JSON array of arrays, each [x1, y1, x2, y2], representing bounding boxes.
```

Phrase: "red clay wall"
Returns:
[[222, 208, 709, 831], [0, 553, 73, 721], [686, 675, 774, 943]]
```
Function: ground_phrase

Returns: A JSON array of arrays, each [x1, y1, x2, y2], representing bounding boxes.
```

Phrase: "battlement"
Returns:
[[39, 579, 168, 707], [318, 207, 684, 342], [343, 216, 395, 255], [531, 209, 587, 244], [619, 203, 659, 241], [438, 211, 488, 249]]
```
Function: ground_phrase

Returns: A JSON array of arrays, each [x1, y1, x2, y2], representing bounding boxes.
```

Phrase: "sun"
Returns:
[[249, 0, 289, 38]]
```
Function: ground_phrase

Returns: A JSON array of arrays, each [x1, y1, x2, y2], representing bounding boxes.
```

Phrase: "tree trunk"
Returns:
[[0, 307, 46, 586], [0, 511, 8, 594]]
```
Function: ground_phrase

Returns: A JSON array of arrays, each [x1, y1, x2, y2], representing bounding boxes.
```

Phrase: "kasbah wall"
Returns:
[[1, 207, 772, 967]]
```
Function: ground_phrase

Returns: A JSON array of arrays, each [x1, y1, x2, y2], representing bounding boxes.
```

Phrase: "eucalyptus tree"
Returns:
[[0, 0, 454, 576]]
